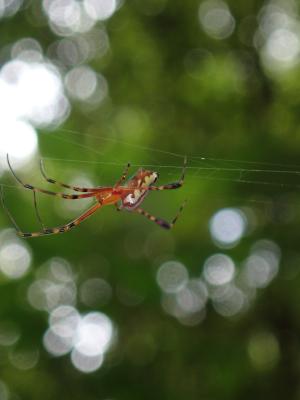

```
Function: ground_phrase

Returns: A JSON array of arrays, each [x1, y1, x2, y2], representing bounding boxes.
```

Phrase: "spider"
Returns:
[[0, 154, 187, 238]]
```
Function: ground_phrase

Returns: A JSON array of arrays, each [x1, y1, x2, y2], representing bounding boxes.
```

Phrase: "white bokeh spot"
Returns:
[[209, 208, 247, 248]]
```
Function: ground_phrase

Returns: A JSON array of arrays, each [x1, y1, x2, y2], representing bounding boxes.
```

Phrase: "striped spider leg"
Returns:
[[40, 159, 102, 193], [40, 159, 131, 192], [133, 200, 187, 229], [114, 162, 131, 188], [6, 155, 98, 201], [0, 185, 102, 237], [148, 155, 186, 192], [1, 155, 105, 237]]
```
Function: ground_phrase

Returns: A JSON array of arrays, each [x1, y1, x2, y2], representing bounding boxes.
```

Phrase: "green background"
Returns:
[[1, 0, 300, 399]]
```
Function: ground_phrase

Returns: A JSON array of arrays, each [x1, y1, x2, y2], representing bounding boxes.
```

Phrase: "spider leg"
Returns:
[[7, 155, 98, 200], [1, 185, 22, 233], [33, 191, 46, 230], [40, 159, 101, 192], [1, 185, 102, 238], [133, 201, 187, 229], [114, 162, 131, 188], [149, 155, 187, 191]]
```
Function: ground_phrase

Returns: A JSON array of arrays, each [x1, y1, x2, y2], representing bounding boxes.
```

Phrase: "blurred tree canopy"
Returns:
[[1, 0, 300, 399]]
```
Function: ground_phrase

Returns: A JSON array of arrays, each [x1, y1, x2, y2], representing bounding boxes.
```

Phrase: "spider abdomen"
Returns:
[[122, 189, 148, 210]]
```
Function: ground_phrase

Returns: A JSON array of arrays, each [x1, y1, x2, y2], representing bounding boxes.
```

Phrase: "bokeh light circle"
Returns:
[[209, 208, 247, 248], [0, 240, 32, 279], [203, 253, 235, 286], [156, 261, 189, 293], [74, 312, 113, 357], [199, 0, 235, 40]]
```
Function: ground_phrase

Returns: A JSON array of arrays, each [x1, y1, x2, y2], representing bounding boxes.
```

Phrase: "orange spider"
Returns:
[[0, 155, 187, 238]]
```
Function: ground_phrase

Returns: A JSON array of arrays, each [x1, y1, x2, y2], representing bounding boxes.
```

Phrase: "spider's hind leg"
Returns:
[[40, 159, 100, 193], [6, 155, 97, 200], [33, 191, 46, 231], [1, 185, 48, 235], [4, 201, 102, 238], [0, 185, 22, 233]]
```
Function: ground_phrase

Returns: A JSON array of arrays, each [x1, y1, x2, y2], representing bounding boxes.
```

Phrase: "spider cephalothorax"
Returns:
[[1, 155, 186, 238]]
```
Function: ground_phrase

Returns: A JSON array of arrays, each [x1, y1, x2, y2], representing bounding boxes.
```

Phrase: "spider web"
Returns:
[[1, 126, 300, 207]]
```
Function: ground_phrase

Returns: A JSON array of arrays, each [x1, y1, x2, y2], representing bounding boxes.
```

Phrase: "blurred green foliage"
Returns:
[[1, 0, 300, 399]]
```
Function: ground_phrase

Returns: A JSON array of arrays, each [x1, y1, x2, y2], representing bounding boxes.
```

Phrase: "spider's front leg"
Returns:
[[149, 156, 187, 191]]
